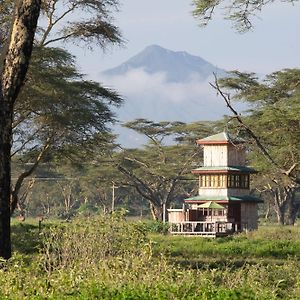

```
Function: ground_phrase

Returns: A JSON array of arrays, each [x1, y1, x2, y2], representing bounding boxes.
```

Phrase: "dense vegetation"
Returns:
[[1, 0, 299, 260], [1, 215, 299, 299], [0, 3, 299, 300]]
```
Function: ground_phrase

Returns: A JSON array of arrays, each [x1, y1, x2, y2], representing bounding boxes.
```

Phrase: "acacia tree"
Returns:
[[192, 0, 297, 32], [193, 0, 300, 224], [38, 0, 121, 47], [214, 70, 300, 224], [117, 119, 213, 220], [0, 0, 41, 259], [0, 0, 121, 49], [10, 46, 122, 215], [0, 0, 121, 259], [3, 0, 122, 214]]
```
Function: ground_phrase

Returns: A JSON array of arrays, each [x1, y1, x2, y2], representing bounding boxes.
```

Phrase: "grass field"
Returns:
[[1, 216, 300, 299], [151, 226, 300, 267]]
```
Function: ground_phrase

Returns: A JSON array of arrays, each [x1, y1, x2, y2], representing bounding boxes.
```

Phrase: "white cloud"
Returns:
[[99, 69, 249, 147], [99, 69, 237, 124]]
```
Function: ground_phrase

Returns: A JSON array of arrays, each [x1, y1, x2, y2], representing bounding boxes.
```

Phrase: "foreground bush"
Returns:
[[1, 216, 300, 299]]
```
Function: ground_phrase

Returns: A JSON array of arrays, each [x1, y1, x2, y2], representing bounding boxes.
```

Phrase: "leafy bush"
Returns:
[[2, 220, 300, 299], [40, 212, 151, 274], [141, 220, 170, 234]]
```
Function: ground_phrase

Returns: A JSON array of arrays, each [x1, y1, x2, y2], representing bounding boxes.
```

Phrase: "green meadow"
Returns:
[[1, 215, 300, 299]]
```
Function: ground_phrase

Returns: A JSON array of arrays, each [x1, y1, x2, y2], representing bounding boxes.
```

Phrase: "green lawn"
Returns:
[[151, 225, 300, 267]]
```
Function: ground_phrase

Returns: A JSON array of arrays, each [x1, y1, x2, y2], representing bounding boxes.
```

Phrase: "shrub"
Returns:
[[1, 220, 300, 299], [40, 212, 151, 274], [141, 220, 170, 234]]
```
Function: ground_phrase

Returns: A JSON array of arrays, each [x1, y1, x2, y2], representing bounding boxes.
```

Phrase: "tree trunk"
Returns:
[[272, 186, 286, 225], [285, 188, 298, 225], [272, 185, 298, 226], [263, 196, 271, 221], [0, 100, 13, 259], [0, 0, 41, 259], [11, 140, 50, 215], [150, 203, 163, 221], [276, 208, 285, 226]]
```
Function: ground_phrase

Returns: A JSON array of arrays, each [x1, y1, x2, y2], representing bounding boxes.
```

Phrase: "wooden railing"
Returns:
[[169, 221, 246, 237]]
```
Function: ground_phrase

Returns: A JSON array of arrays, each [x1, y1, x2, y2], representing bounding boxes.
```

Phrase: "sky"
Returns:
[[66, 0, 300, 147], [73, 0, 300, 80]]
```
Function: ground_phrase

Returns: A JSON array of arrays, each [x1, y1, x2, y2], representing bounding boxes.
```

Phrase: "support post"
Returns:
[[162, 203, 166, 223]]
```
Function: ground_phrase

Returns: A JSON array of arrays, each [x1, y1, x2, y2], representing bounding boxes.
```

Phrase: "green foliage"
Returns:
[[10, 46, 122, 216], [218, 69, 300, 224], [76, 202, 99, 215], [118, 119, 216, 220], [38, 215, 149, 277], [39, 0, 122, 48], [152, 225, 300, 263], [2, 220, 300, 299], [11, 223, 42, 255], [141, 220, 170, 234], [15, 46, 122, 153], [192, 0, 297, 32]]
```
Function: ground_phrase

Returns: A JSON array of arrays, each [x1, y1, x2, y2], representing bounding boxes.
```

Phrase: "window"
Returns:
[[200, 174, 249, 188], [227, 174, 249, 189], [199, 174, 227, 188]]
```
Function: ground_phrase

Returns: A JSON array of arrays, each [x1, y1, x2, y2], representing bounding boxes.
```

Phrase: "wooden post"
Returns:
[[163, 203, 166, 223], [111, 182, 115, 212]]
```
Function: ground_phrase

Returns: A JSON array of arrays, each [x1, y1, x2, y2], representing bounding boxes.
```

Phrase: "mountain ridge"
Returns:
[[99, 45, 235, 147], [102, 45, 225, 82]]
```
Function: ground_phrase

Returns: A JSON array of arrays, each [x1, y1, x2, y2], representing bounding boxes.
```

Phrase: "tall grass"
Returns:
[[1, 217, 300, 299], [151, 225, 300, 265]]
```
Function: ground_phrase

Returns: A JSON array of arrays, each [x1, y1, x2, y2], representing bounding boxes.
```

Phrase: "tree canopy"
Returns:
[[192, 0, 298, 32], [117, 119, 214, 220], [217, 69, 300, 224], [0, 0, 122, 259]]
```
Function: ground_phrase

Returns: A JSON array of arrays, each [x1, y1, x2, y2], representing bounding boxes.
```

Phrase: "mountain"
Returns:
[[103, 45, 225, 82], [99, 45, 239, 147]]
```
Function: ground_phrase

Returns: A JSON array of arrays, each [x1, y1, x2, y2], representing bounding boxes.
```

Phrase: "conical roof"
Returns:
[[197, 201, 225, 209], [196, 132, 245, 145]]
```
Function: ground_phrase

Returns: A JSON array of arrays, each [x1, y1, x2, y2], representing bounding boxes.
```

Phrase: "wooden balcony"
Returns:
[[169, 221, 246, 237]]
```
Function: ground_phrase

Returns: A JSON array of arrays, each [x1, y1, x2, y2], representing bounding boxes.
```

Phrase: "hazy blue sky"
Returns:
[[73, 0, 300, 80]]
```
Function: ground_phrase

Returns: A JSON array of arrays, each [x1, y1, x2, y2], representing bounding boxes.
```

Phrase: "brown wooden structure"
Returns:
[[168, 132, 262, 237]]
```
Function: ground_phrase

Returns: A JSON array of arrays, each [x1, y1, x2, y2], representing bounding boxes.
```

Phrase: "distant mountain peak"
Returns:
[[102, 45, 225, 82], [144, 44, 164, 51]]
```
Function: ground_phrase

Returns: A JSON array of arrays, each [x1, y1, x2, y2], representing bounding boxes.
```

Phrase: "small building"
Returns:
[[168, 132, 262, 237]]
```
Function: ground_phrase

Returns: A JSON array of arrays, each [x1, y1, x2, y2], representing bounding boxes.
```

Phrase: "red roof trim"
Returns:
[[192, 170, 228, 174], [191, 170, 256, 174], [185, 200, 229, 204], [196, 140, 230, 145]]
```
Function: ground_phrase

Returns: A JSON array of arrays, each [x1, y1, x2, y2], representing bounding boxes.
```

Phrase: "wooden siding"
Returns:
[[241, 203, 258, 230], [198, 188, 249, 197], [168, 209, 186, 222], [198, 188, 228, 197], [227, 144, 246, 165], [203, 144, 246, 167], [227, 188, 249, 197], [203, 145, 228, 166]]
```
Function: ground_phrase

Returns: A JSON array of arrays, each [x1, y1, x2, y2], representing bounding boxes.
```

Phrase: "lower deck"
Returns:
[[169, 221, 248, 237]]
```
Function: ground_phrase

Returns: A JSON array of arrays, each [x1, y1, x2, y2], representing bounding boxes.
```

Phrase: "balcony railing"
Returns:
[[169, 221, 247, 237]]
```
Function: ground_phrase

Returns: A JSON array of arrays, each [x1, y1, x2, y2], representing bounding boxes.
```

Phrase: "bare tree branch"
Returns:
[[10, 135, 52, 214], [210, 73, 300, 185]]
